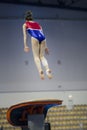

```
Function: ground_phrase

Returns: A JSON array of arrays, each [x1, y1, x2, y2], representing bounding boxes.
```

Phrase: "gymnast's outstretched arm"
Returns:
[[22, 23, 30, 52]]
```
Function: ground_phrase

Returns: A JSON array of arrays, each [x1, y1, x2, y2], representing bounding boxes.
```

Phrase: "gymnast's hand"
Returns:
[[24, 46, 30, 53], [45, 47, 49, 55]]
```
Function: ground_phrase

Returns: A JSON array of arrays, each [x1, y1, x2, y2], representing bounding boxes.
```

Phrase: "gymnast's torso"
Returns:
[[25, 21, 45, 43]]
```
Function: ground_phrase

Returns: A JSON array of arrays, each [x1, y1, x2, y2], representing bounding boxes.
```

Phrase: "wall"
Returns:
[[0, 3, 87, 107], [0, 90, 87, 107]]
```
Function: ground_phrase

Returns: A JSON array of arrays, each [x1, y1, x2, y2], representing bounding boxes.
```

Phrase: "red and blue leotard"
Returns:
[[25, 21, 45, 43]]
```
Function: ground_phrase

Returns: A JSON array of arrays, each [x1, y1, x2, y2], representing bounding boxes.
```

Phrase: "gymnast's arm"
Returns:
[[22, 23, 29, 52]]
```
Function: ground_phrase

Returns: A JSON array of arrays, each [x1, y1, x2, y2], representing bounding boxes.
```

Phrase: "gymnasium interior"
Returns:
[[0, 0, 87, 130]]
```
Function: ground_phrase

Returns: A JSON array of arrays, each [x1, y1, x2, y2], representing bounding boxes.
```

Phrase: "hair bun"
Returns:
[[25, 10, 33, 20], [26, 10, 32, 15]]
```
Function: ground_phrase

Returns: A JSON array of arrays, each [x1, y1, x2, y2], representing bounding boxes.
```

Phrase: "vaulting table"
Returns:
[[7, 99, 62, 130]]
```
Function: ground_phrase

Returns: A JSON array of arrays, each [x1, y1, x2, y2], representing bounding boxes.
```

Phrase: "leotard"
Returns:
[[25, 21, 45, 43]]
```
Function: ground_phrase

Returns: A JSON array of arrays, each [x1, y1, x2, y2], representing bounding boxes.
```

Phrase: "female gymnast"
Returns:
[[22, 11, 52, 80]]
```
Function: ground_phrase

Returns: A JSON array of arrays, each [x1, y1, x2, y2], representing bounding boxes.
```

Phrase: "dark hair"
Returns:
[[25, 10, 33, 20]]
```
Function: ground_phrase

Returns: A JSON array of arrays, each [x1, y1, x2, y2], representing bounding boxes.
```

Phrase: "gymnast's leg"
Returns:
[[39, 40, 52, 79], [31, 37, 44, 80]]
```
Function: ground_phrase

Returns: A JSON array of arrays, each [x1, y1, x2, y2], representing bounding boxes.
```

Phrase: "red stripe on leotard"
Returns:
[[26, 21, 41, 30]]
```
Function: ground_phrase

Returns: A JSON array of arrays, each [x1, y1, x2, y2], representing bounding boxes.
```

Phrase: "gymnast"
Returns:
[[22, 10, 52, 79]]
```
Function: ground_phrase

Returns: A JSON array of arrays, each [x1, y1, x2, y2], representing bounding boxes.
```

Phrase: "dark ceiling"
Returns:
[[0, 0, 87, 12]]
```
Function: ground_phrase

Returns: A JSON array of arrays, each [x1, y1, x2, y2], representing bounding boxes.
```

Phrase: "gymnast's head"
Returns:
[[25, 10, 33, 21]]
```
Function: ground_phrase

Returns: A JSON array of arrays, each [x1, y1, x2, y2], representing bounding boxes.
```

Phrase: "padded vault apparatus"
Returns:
[[7, 99, 62, 127]]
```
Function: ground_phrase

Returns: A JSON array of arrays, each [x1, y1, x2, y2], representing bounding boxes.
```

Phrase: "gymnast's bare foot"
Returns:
[[46, 69, 52, 79], [39, 70, 44, 80]]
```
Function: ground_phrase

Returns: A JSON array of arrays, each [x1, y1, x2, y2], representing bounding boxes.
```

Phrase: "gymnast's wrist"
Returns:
[[24, 45, 29, 48]]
